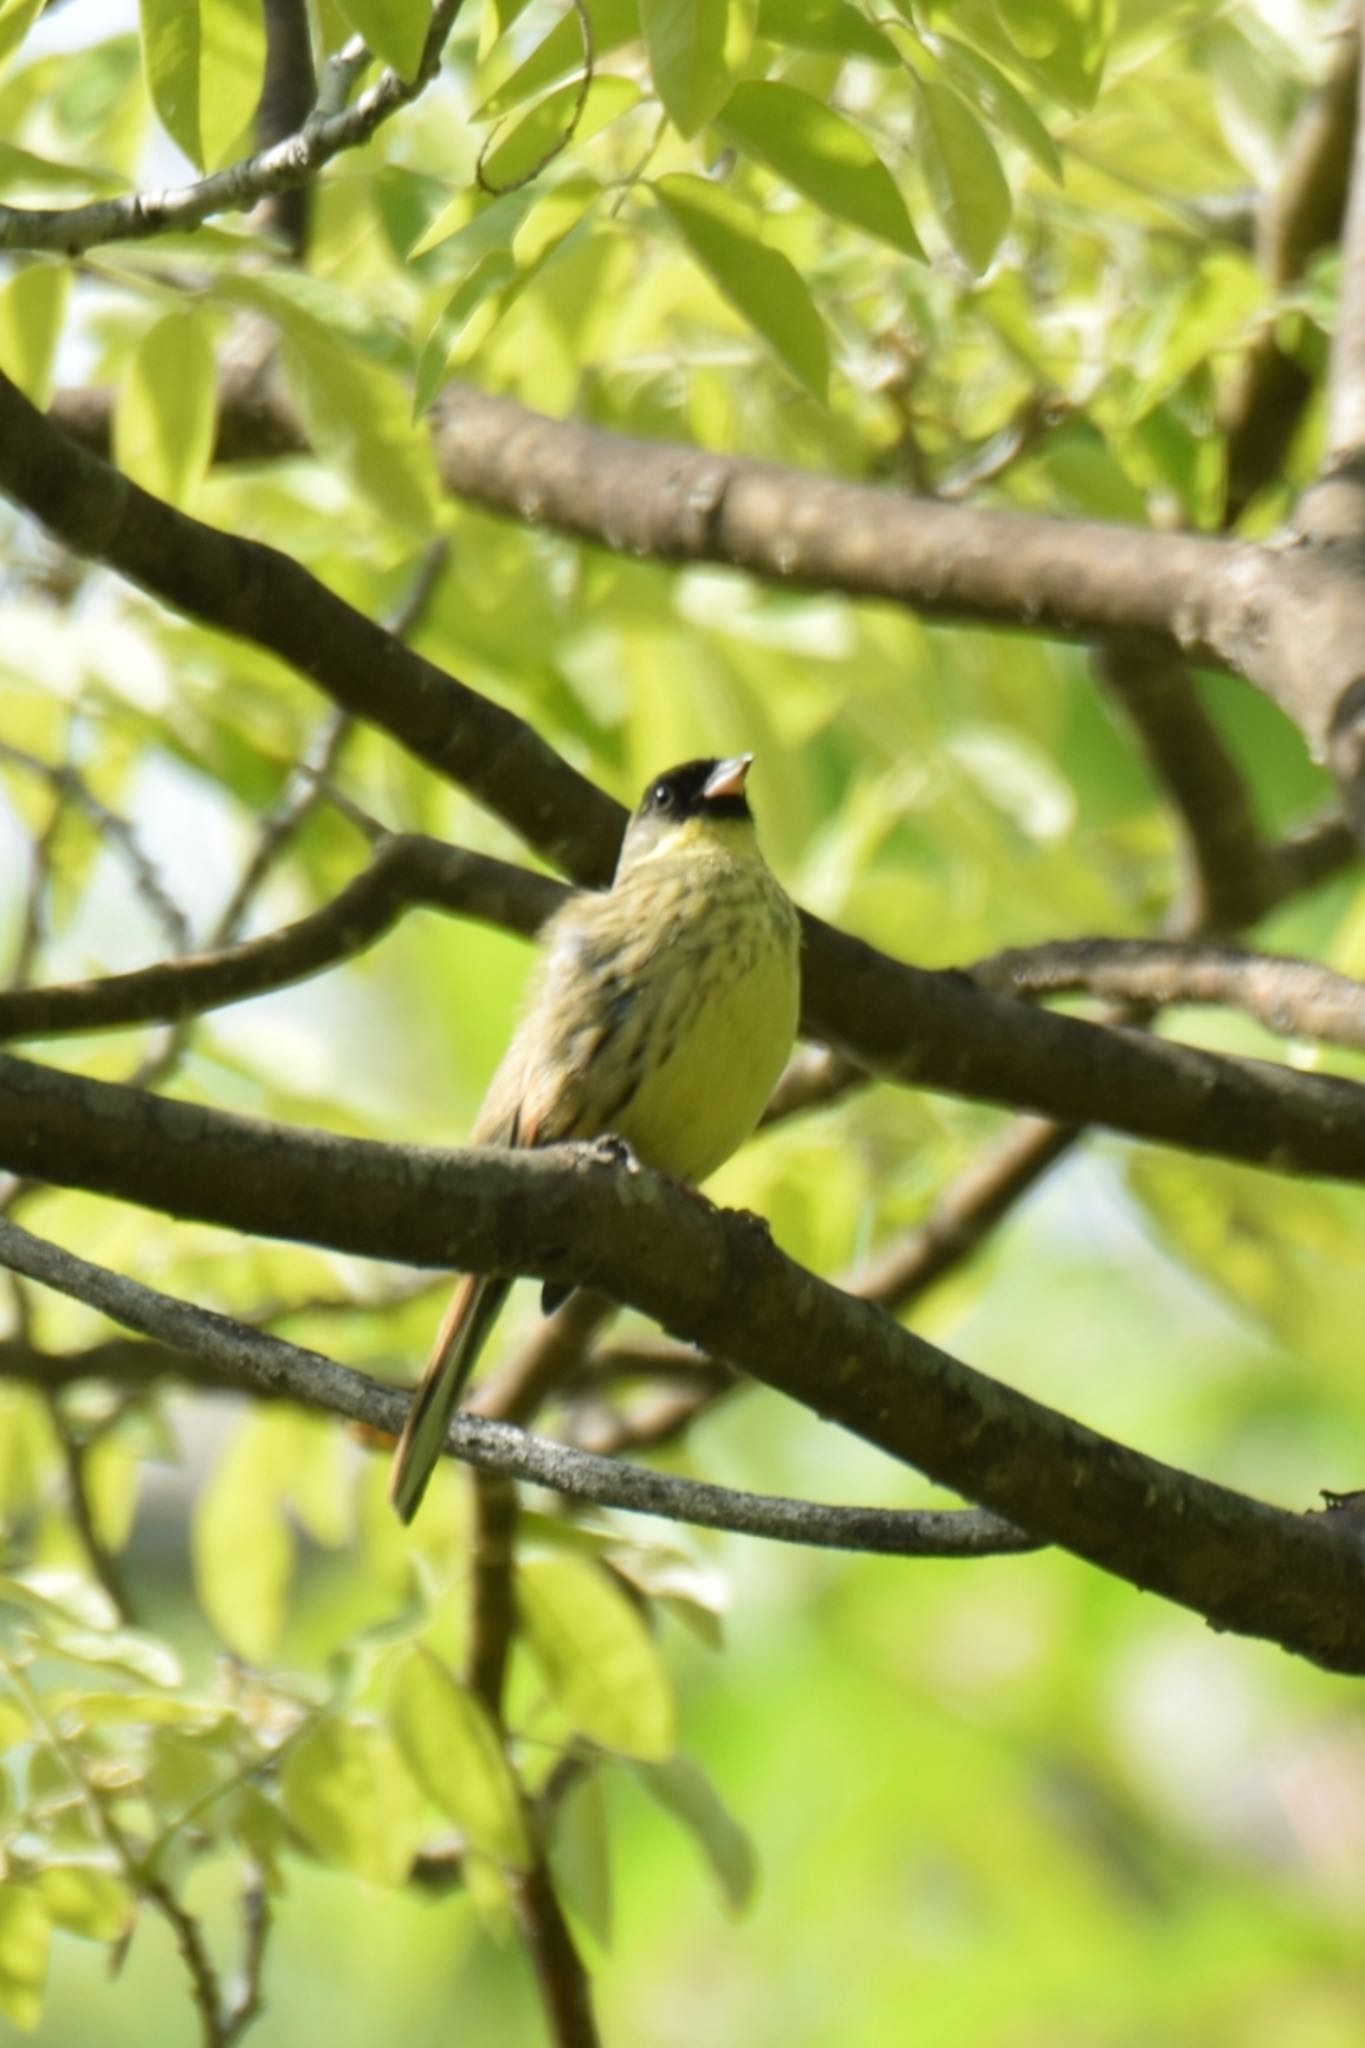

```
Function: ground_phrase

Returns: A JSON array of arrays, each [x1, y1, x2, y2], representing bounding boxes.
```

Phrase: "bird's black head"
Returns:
[[635, 755, 753, 824]]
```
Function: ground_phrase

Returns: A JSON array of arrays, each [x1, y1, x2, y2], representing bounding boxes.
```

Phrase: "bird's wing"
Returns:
[[390, 892, 643, 1523]]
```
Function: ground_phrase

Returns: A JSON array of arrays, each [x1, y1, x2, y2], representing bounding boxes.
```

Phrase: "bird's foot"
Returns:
[[583, 1132, 639, 1172], [731, 1206, 773, 1241]]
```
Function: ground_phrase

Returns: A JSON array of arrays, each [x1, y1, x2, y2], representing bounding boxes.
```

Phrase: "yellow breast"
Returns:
[[604, 850, 800, 1184]]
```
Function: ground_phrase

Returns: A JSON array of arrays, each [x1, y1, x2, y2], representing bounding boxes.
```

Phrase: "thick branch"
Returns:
[[2, 1089, 1365, 1668], [435, 390, 1365, 755], [973, 935, 1365, 1050], [0, 372, 624, 886], [0, 2, 465, 256]]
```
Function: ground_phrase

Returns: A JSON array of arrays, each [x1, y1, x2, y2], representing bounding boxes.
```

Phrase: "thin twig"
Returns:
[[0, 1215, 1035, 1560], [0, 0, 468, 256], [971, 934, 1365, 1051], [40, 1390, 138, 1623], [0, 740, 192, 954], [2, 1655, 230, 2048]]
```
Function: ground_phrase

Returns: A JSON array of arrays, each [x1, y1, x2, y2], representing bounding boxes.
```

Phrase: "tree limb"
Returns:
[[0, 1218, 1033, 1562], [0, 1, 466, 257], [1224, 24, 1360, 520], [972, 935, 1365, 1050], [0, 836, 562, 1043], [1093, 643, 1274, 929], [0, 371, 625, 887], [1326, 16, 1365, 466], [2, 1101, 1365, 1669]]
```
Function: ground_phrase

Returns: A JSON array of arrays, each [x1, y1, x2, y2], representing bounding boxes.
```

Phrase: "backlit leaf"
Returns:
[[641, 0, 756, 138], [914, 78, 1011, 273], [35, 1867, 134, 1944], [114, 311, 218, 507], [0, 1887, 50, 2032], [140, 0, 265, 167], [281, 1716, 426, 1887], [0, 263, 69, 409], [388, 1646, 531, 1867], [654, 172, 829, 399], [719, 80, 923, 258], [927, 33, 1063, 184], [634, 1755, 758, 1915], [518, 1556, 675, 1761], [337, 0, 431, 78], [192, 1419, 293, 1664]]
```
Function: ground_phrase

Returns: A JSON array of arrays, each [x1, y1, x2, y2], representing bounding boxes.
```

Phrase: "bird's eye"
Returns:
[[650, 782, 673, 812]]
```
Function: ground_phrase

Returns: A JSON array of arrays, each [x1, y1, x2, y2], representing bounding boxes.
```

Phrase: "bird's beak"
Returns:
[[703, 754, 754, 802]]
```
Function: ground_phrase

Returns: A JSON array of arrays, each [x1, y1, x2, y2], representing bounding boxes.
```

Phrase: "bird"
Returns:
[[389, 753, 802, 1523]]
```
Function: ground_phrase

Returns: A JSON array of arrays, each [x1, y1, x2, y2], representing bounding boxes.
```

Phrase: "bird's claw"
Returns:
[[732, 1206, 773, 1240], [585, 1132, 638, 1171]]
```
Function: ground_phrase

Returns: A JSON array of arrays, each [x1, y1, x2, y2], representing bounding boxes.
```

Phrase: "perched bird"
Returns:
[[390, 754, 801, 1523]]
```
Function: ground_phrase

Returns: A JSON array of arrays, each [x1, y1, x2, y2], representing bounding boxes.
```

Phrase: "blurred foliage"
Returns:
[[2, 0, 1365, 2041]]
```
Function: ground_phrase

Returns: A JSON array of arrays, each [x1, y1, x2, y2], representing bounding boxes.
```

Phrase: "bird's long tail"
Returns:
[[389, 1273, 512, 1524]]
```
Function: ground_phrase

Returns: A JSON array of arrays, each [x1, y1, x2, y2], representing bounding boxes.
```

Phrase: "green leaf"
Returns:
[[640, 0, 756, 138], [0, 0, 44, 72], [926, 33, 1062, 185], [518, 1556, 675, 1762], [281, 1716, 426, 1887], [0, 141, 127, 197], [140, 0, 265, 168], [548, 1768, 613, 1945], [633, 1756, 758, 1915], [199, 0, 267, 165], [337, 0, 431, 78], [481, 73, 640, 193], [994, 0, 1111, 111], [654, 172, 829, 400], [755, 0, 896, 64], [0, 1571, 119, 1633], [0, 1887, 50, 2032], [913, 78, 1011, 273], [35, 1867, 134, 1944], [44, 1629, 184, 1689], [407, 182, 538, 261], [719, 80, 923, 259], [0, 263, 69, 409], [478, 0, 637, 119], [0, 1697, 30, 1750], [413, 251, 517, 411], [141, 0, 200, 160], [388, 1646, 531, 1868], [114, 311, 218, 508], [192, 1418, 294, 1664]]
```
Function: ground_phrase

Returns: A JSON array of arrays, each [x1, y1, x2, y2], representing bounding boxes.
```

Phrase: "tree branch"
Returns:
[[972, 935, 1365, 1050], [0, 1, 467, 256], [1326, 15, 1365, 466], [0, 836, 562, 1041], [2, 1104, 1365, 1668], [1224, 24, 1360, 520], [1093, 642, 1273, 929], [0, 1218, 1033, 1562], [428, 386, 1365, 796], [0, 371, 624, 887]]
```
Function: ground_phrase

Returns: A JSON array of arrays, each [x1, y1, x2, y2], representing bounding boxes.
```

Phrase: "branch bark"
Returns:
[[972, 935, 1365, 1050], [0, 1, 466, 256], [0, 1219, 1032, 1561], [2, 1094, 1365, 1670]]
